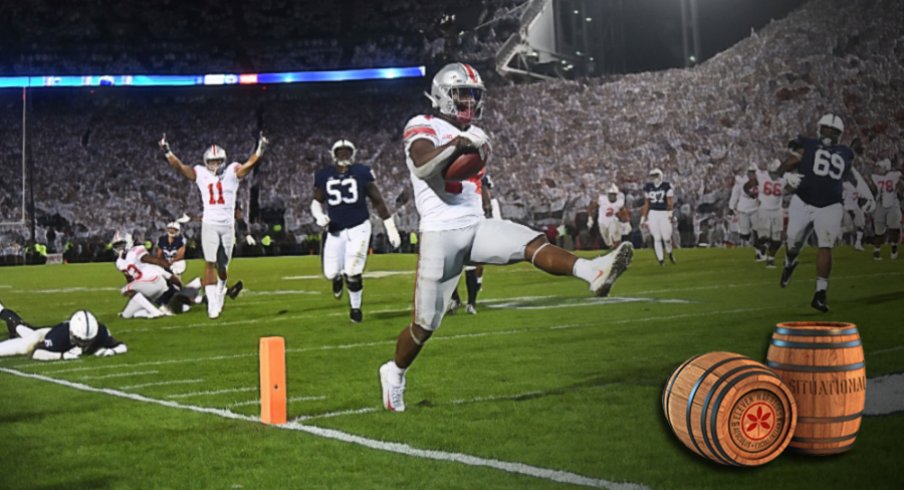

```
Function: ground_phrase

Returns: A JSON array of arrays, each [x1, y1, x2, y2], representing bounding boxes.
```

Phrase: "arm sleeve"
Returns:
[[402, 117, 440, 146]]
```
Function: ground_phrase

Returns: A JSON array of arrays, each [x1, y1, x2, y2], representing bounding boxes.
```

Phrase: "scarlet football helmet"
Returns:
[[111, 231, 133, 256], [426, 63, 485, 125]]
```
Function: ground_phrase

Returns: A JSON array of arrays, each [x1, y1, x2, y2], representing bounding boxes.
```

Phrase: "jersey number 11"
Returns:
[[208, 182, 225, 205]]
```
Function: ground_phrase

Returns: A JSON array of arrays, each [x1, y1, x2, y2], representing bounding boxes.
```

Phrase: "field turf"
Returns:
[[0, 247, 901, 489]]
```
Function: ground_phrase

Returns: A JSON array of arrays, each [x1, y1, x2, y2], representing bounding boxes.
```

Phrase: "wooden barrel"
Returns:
[[766, 321, 865, 455], [662, 351, 797, 466]]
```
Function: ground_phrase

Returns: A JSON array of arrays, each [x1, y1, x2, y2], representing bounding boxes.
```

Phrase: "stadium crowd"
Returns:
[[1, 0, 902, 262]]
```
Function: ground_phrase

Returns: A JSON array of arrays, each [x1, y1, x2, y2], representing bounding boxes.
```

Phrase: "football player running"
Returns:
[[842, 181, 868, 250], [776, 114, 875, 312], [0, 302, 127, 360], [746, 160, 787, 268], [730, 163, 761, 257], [160, 131, 268, 319], [378, 63, 633, 412], [640, 169, 676, 266], [869, 158, 903, 260], [311, 139, 402, 323], [588, 184, 631, 249]]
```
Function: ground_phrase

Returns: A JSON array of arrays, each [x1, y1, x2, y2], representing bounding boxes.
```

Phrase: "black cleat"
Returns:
[[658, 260, 664, 267], [226, 280, 244, 300], [350, 308, 363, 323], [780, 260, 798, 288], [668, 252, 676, 264], [332, 277, 344, 300], [811, 290, 829, 313], [447, 297, 460, 315]]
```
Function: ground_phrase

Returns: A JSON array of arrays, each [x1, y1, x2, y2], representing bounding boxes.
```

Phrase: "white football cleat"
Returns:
[[589, 242, 634, 297], [379, 361, 406, 412], [465, 304, 477, 315]]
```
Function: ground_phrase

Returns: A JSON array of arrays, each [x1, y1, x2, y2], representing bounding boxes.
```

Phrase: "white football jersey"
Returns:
[[116, 245, 162, 281], [403, 115, 488, 232], [842, 181, 860, 211], [597, 192, 625, 223], [731, 175, 759, 213], [194, 162, 241, 226], [871, 171, 901, 208], [756, 170, 784, 210]]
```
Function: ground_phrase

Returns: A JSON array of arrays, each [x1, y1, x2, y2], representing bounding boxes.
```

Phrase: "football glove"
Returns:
[[159, 133, 172, 157], [384, 216, 402, 249], [32, 349, 63, 361], [587, 216, 595, 229], [784, 172, 803, 189], [245, 234, 257, 246], [640, 216, 647, 227], [62, 346, 83, 360], [94, 347, 115, 357], [255, 131, 269, 158], [861, 198, 876, 214]]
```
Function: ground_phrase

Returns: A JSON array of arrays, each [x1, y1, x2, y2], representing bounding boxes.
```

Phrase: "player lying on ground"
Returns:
[[0, 302, 127, 360]]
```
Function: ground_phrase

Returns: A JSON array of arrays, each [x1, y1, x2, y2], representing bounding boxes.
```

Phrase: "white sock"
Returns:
[[187, 277, 202, 289], [855, 231, 862, 245], [665, 240, 673, 254], [653, 240, 664, 262], [205, 285, 219, 317], [217, 279, 226, 298], [389, 360, 406, 381], [816, 277, 828, 292], [0, 301, 4, 313], [572, 258, 596, 284], [349, 290, 363, 309]]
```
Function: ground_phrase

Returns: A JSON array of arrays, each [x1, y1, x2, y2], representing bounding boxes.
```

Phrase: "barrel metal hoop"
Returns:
[[770, 339, 862, 349], [774, 327, 858, 336], [766, 361, 865, 372], [792, 432, 859, 444], [700, 365, 764, 466], [686, 356, 747, 463], [710, 370, 784, 464], [797, 411, 863, 424], [664, 353, 704, 429]]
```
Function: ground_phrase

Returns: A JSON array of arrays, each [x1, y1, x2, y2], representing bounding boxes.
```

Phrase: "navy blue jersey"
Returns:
[[314, 164, 375, 232], [39, 322, 120, 354], [793, 136, 853, 207], [643, 182, 673, 211], [157, 235, 185, 262]]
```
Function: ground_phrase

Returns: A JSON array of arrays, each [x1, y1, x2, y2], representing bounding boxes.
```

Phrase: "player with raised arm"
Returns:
[[160, 132, 268, 319], [640, 169, 675, 266], [776, 114, 875, 311], [869, 158, 903, 260], [0, 302, 127, 360], [588, 184, 631, 249], [746, 160, 787, 268], [311, 139, 401, 323], [378, 63, 633, 412]]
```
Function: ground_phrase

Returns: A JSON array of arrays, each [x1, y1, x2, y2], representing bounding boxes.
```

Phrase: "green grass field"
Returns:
[[1, 247, 902, 489]]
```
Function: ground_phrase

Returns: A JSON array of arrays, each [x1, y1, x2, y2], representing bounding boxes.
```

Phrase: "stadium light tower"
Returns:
[[680, 0, 701, 67]]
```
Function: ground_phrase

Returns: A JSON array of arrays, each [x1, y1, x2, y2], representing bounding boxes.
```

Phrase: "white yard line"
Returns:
[[549, 306, 781, 330], [118, 379, 204, 390], [167, 387, 258, 399], [0, 367, 648, 490], [865, 373, 904, 416], [869, 345, 904, 356], [228, 395, 326, 408], [291, 407, 380, 423], [79, 370, 159, 380]]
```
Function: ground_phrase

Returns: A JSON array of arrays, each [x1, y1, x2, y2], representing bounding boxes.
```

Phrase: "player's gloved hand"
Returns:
[[587, 216, 594, 229], [94, 347, 115, 357], [668, 210, 674, 221], [384, 216, 401, 249], [159, 133, 172, 157], [112, 344, 128, 355], [315, 215, 330, 228], [785, 172, 803, 189], [255, 131, 269, 157], [62, 346, 83, 360], [245, 235, 257, 246], [861, 198, 876, 214], [176, 213, 191, 224]]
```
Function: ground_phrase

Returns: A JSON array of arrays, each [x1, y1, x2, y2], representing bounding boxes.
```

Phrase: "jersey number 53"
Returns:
[[327, 178, 359, 206]]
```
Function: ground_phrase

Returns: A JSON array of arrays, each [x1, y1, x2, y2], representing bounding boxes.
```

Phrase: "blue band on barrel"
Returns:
[[770, 339, 862, 349]]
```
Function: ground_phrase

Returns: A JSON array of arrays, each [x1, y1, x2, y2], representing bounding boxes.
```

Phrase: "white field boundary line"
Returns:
[[167, 387, 258, 399], [0, 367, 649, 490], [13, 306, 780, 374], [865, 373, 904, 416]]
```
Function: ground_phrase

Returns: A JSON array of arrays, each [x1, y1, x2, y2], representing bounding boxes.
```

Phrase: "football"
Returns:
[[443, 147, 488, 181]]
